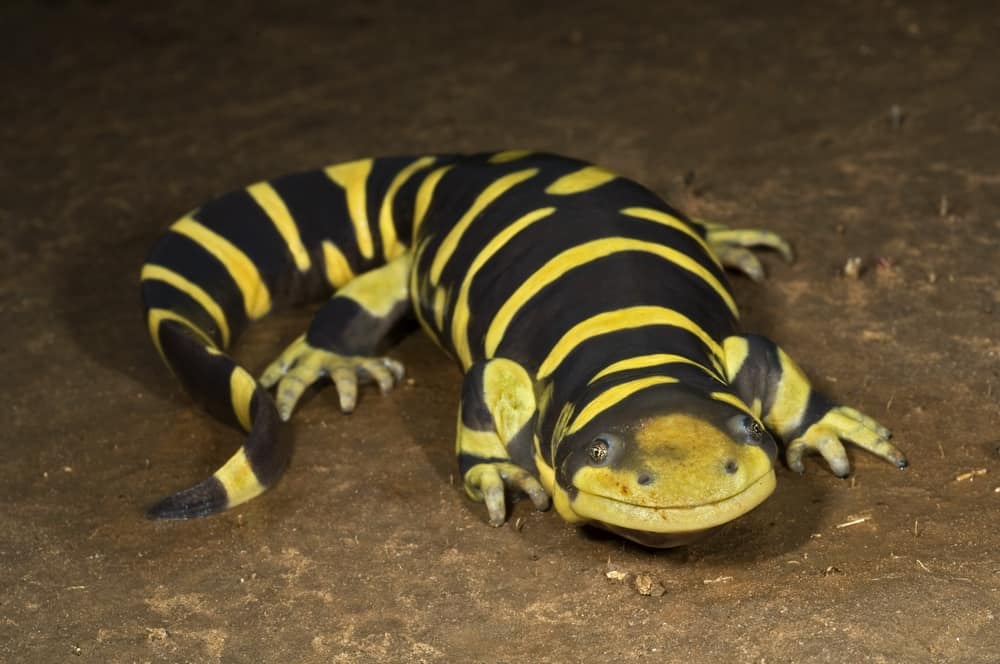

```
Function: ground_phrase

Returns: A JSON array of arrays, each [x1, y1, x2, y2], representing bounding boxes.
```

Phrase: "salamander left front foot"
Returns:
[[260, 334, 404, 420], [786, 406, 907, 477], [701, 220, 795, 282]]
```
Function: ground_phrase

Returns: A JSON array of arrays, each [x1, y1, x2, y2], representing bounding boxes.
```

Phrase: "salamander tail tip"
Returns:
[[146, 477, 229, 520]]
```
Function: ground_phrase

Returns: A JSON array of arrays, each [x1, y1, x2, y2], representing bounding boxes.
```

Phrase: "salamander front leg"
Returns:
[[457, 358, 549, 525], [786, 406, 903, 476], [723, 335, 907, 476]]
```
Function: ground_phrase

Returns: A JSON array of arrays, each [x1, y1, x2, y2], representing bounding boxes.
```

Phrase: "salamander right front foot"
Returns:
[[464, 462, 550, 526], [259, 334, 404, 419]]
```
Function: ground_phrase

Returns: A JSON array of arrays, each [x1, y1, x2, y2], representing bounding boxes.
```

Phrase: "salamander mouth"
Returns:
[[570, 468, 776, 546]]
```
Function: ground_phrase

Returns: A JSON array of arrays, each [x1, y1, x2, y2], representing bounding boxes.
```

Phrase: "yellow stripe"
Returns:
[[379, 156, 436, 260], [141, 264, 231, 347], [457, 424, 506, 459], [408, 240, 445, 352], [429, 168, 538, 283], [170, 216, 271, 319], [552, 403, 576, 448], [229, 366, 257, 431], [710, 354, 726, 377], [722, 336, 750, 381], [413, 165, 454, 237], [537, 306, 724, 379], [568, 376, 679, 435], [146, 308, 216, 363], [321, 240, 355, 288], [451, 206, 557, 368], [488, 149, 532, 163], [768, 349, 812, 433], [245, 182, 311, 272], [485, 238, 736, 357], [534, 434, 554, 492], [620, 207, 723, 270], [324, 159, 375, 260], [433, 287, 448, 331], [588, 353, 721, 384], [545, 166, 616, 195], [213, 447, 266, 509], [710, 391, 755, 417]]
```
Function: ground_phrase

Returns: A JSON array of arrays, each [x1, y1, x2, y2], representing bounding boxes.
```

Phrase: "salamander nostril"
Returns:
[[724, 460, 739, 475], [636, 472, 653, 486]]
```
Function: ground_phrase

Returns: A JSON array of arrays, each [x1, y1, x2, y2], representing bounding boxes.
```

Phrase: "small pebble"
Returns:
[[938, 195, 950, 217], [843, 256, 863, 279], [605, 568, 629, 582], [634, 573, 666, 597]]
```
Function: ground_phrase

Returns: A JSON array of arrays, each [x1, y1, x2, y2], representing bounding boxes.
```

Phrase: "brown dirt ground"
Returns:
[[2, 1, 998, 662]]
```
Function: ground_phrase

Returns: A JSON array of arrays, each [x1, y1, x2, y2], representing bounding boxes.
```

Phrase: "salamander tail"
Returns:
[[145, 318, 292, 519]]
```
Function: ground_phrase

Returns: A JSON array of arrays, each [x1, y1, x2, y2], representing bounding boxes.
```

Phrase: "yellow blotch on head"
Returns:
[[572, 413, 773, 509]]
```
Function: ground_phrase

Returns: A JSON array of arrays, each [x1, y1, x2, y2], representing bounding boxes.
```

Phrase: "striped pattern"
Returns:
[[408, 153, 743, 471], [567, 376, 679, 435], [168, 215, 272, 320], [429, 168, 538, 283], [324, 159, 376, 260], [141, 151, 746, 518], [141, 154, 458, 518]]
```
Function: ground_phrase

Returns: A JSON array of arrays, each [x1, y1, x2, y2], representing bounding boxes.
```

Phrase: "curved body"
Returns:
[[141, 150, 904, 545]]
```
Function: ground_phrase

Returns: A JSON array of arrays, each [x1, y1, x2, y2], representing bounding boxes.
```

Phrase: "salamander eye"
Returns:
[[743, 416, 764, 441], [588, 438, 610, 465]]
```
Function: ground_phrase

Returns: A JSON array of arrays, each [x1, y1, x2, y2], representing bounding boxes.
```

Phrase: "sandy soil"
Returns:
[[1, 1, 997, 662]]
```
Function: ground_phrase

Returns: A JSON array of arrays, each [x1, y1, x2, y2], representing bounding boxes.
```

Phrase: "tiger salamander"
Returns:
[[140, 151, 906, 546]]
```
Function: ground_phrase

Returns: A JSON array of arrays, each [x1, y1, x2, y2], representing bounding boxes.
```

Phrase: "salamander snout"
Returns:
[[629, 457, 740, 494]]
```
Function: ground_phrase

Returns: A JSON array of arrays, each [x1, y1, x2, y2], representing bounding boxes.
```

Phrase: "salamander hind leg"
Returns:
[[260, 253, 412, 420], [260, 335, 404, 418], [458, 358, 550, 526], [699, 219, 795, 282]]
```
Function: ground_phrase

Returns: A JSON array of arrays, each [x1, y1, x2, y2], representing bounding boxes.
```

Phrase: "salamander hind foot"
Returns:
[[259, 334, 405, 419], [700, 219, 795, 282]]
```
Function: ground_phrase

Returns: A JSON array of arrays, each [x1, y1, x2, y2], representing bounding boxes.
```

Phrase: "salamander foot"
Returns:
[[464, 462, 550, 527], [701, 220, 795, 282], [786, 406, 906, 477], [260, 334, 404, 420]]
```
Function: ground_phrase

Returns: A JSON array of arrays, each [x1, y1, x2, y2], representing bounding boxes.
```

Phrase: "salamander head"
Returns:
[[550, 389, 778, 548]]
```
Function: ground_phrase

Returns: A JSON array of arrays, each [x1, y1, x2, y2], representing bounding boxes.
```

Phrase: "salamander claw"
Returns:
[[259, 334, 405, 419], [786, 406, 906, 476], [464, 462, 550, 526], [714, 245, 765, 282]]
